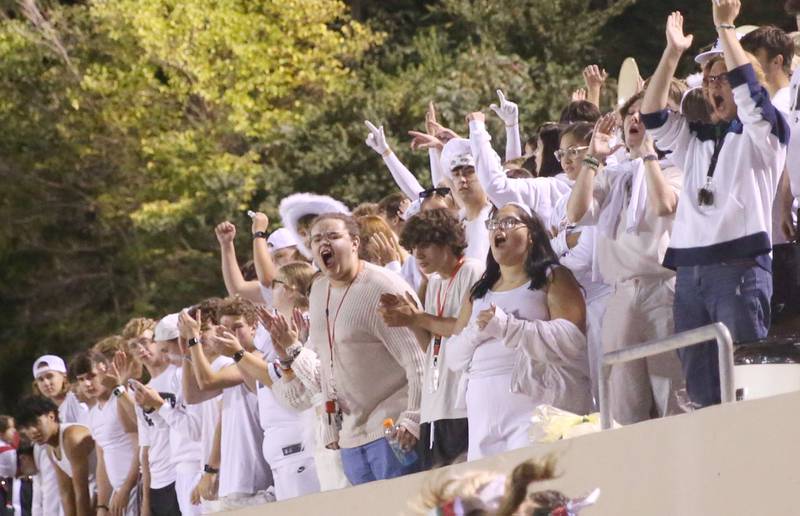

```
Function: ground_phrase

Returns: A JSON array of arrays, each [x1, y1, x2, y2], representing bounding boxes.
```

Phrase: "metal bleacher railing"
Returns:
[[598, 322, 735, 430]]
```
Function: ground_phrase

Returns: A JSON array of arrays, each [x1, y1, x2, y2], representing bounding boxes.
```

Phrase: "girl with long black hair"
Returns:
[[447, 203, 592, 461]]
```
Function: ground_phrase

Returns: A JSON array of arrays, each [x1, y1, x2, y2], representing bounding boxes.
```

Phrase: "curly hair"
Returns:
[[400, 208, 467, 258], [121, 317, 156, 340], [92, 335, 127, 362], [188, 297, 224, 329], [216, 295, 258, 325]]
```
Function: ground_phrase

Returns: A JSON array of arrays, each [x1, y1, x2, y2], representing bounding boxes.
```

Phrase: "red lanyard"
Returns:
[[436, 258, 465, 319], [433, 258, 464, 357], [324, 263, 362, 380]]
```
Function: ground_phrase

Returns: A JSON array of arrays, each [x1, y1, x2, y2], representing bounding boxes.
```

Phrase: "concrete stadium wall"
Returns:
[[229, 391, 800, 515]]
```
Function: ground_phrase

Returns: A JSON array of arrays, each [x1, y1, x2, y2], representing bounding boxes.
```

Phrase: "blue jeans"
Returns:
[[339, 437, 418, 485], [674, 261, 772, 408]]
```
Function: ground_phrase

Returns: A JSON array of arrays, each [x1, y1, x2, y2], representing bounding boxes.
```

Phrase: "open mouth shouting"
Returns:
[[712, 95, 725, 112], [493, 233, 508, 248], [319, 246, 336, 270]]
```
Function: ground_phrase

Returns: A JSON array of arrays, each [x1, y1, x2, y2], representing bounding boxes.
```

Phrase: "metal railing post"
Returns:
[[599, 322, 734, 430]]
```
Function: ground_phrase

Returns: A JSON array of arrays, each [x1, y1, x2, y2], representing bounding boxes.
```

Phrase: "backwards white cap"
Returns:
[[695, 26, 756, 65], [440, 138, 475, 177], [154, 313, 180, 341], [32, 354, 67, 379], [266, 227, 298, 252], [278, 193, 350, 259]]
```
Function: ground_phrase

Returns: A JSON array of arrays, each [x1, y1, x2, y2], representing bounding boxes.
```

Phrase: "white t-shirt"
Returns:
[[33, 444, 61, 516], [0, 438, 16, 477], [88, 396, 136, 489], [158, 367, 203, 469], [462, 204, 492, 262], [198, 357, 228, 466], [136, 366, 177, 489], [218, 359, 271, 497], [420, 258, 484, 423], [59, 391, 89, 426]]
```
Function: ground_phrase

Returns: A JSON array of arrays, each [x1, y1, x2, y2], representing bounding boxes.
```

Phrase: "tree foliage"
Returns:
[[0, 0, 791, 410]]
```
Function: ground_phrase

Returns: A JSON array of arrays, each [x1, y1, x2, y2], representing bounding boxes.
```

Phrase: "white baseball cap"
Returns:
[[32, 355, 67, 379], [154, 313, 180, 341], [440, 138, 475, 176], [267, 228, 298, 252], [695, 27, 755, 65]]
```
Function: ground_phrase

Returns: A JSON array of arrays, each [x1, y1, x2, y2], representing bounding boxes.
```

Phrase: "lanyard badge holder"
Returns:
[[698, 125, 727, 209], [325, 399, 343, 431], [429, 259, 465, 393]]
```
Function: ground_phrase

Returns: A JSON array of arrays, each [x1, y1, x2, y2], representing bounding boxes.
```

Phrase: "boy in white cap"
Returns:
[[31, 354, 88, 516], [129, 313, 203, 516]]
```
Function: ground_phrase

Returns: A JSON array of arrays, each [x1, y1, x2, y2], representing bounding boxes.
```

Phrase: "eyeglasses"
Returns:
[[703, 73, 729, 87], [554, 146, 589, 162], [419, 187, 451, 199], [310, 231, 346, 245], [451, 167, 475, 179], [484, 217, 525, 232]]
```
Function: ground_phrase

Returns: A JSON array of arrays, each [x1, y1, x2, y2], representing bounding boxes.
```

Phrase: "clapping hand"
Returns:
[[378, 292, 421, 327], [212, 330, 244, 358], [367, 232, 401, 266], [292, 307, 310, 344], [259, 308, 298, 356], [178, 309, 201, 341], [588, 114, 624, 160], [128, 379, 164, 411]]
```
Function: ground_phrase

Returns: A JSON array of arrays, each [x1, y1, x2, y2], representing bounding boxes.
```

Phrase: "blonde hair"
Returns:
[[93, 335, 127, 361], [412, 469, 503, 515], [356, 215, 398, 263], [495, 456, 559, 516], [121, 317, 156, 340], [277, 262, 317, 310]]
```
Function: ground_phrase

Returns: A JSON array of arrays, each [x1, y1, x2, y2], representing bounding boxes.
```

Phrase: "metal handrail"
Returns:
[[599, 322, 734, 429]]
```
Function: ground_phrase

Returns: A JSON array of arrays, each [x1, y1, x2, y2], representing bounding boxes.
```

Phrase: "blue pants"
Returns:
[[674, 261, 772, 408], [339, 437, 418, 486]]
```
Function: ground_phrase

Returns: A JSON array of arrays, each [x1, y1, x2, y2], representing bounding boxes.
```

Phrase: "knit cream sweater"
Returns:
[[306, 261, 425, 449]]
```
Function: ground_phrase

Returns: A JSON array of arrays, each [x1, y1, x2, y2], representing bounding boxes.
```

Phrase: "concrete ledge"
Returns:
[[229, 391, 800, 515]]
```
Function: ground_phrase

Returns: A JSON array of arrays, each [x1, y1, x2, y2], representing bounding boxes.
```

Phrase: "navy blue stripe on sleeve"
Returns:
[[728, 63, 790, 145], [641, 109, 670, 130]]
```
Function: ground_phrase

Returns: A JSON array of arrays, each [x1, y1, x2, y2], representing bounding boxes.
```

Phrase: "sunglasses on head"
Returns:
[[419, 187, 451, 199]]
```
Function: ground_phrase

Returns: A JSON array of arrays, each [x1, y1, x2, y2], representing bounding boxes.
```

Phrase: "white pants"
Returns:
[[586, 290, 611, 408], [272, 456, 320, 501], [603, 277, 684, 424], [175, 465, 202, 516], [465, 374, 538, 461]]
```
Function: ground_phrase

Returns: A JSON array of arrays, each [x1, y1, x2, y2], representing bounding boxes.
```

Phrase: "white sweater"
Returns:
[[642, 63, 789, 268]]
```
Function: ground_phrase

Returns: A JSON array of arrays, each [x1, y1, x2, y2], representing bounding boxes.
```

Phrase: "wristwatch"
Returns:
[[233, 349, 246, 363], [253, 230, 269, 239], [187, 336, 200, 348], [643, 154, 659, 162], [111, 385, 125, 398], [203, 464, 219, 474]]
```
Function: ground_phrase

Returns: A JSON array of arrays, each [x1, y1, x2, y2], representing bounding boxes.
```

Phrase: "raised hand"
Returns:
[[128, 379, 164, 410], [425, 101, 438, 136], [365, 120, 391, 156], [583, 65, 608, 91], [465, 111, 485, 124], [489, 89, 519, 127], [214, 221, 236, 246], [476, 303, 497, 331], [112, 351, 135, 385], [264, 312, 298, 352], [588, 113, 623, 160], [571, 88, 587, 102], [377, 292, 420, 327], [250, 211, 268, 235], [665, 11, 693, 54], [408, 130, 443, 151], [367, 232, 400, 266], [712, 0, 740, 27], [178, 309, 201, 341]]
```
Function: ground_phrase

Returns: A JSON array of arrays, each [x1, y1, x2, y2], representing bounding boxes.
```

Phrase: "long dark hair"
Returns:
[[470, 205, 560, 301], [536, 123, 563, 178]]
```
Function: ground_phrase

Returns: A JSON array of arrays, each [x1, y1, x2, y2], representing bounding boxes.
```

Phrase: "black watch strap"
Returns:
[[187, 336, 200, 348], [233, 349, 246, 363], [204, 464, 219, 474], [253, 230, 269, 239]]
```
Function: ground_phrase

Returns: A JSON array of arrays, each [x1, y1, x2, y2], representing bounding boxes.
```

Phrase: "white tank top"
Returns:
[[469, 280, 550, 376], [34, 443, 63, 516], [50, 423, 97, 482], [88, 396, 136, 489], [58, 391, 88, 426]]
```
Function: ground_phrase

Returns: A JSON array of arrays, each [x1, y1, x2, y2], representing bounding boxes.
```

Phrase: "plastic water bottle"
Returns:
[[383, 418, 418, 466]]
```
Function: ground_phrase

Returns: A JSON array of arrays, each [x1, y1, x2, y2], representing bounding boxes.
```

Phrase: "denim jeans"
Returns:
[[674, 260, 772, 408], [339, 437, 418, 486]]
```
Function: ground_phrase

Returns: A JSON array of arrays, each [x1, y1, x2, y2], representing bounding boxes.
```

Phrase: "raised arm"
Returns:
[[250, 212, 278, 288], [642, 12, 693, 114], [214, 221, 263, 303], [180, 309, 243, 397], [366, 120, 425, 199], [583, 65, 608, 108], [489, 89, 522, 161], [567, 115, 616, 223], [637, 136, 679, 216]]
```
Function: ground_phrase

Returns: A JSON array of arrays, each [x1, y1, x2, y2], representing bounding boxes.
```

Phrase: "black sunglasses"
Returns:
[[419, 187, 451, 199]]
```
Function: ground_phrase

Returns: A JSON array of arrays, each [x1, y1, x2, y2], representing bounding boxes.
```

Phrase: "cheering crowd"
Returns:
[[1, 1, 799, 514]]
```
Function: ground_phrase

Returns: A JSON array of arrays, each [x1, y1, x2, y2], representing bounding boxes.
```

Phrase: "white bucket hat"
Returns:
[[278, 193, 350, 258]]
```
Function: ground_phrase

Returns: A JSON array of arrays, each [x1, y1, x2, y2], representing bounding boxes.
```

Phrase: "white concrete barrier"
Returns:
[[228, 391, 800, 515]]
